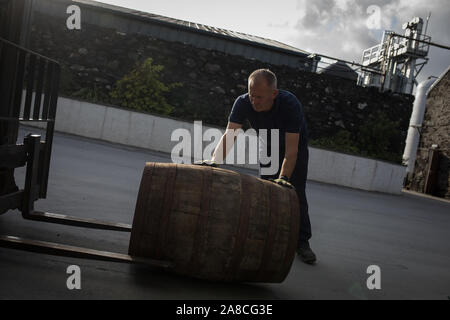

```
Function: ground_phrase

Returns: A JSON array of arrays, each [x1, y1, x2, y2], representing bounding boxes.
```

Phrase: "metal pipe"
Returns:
[[424, 12, 431, 36], [402, 78, 436, 173], [312, 53, 383, 74], [391, 32, 450, 50]]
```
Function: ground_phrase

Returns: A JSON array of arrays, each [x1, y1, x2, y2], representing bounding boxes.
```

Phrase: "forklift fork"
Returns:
[[0, 135, 173, 269]]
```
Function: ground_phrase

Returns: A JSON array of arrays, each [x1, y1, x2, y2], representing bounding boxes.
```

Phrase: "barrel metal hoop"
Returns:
[[226, 174, 252, 281], [280, 190, 301, 281], [128, 162, 155, 256], [187, 166, 213, 273], [155, 163, 178, 258], [257, 183, 280, 280]]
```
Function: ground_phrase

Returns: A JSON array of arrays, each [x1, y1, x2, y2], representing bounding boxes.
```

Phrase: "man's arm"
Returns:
[[279, 132, 299, 179], [211, 122, 242, 164]]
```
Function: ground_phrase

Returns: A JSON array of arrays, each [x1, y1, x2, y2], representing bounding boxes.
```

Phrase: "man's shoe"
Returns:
[[296, 243, 317, 264]]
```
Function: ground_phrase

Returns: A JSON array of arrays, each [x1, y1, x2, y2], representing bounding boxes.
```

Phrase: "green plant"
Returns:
[[110, 58, 181, 115], [309, 111, 404, 164], [356, 111, 402, 163], [72, 83, 110, 103], [58, 66, 77, 96], [310, 130, 359, 154]]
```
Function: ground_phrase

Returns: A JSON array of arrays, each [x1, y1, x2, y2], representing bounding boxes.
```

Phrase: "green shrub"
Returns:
[[309, 112, 403, 164], [356, 111, 402, 163], [310, 130, 359, 154], [72, 84, 110, 104], [110, 58, 181, 115]]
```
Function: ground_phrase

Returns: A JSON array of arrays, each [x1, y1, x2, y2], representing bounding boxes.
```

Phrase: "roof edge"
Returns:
[[426, 64, 450, 96], [70, 0, 311, 57]]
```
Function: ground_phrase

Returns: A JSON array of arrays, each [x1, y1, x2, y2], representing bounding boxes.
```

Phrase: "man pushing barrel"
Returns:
[[198, 69, 316, 264]]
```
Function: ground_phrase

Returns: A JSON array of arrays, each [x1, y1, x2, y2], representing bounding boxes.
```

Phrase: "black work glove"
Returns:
[[194, 160, 219, 167], [269, 176, 295, 190]]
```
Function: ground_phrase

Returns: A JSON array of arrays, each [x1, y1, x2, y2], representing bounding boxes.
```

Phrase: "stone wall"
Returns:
[[408, 70, 450, 198], [29, 10, 414, 163]]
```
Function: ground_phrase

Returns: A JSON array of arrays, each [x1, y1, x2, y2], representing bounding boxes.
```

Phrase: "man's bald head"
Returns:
[[248, 69, 277, 89], [247, 69, 278, 112]]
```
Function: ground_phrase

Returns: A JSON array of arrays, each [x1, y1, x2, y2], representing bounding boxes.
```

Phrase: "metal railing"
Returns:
[[361, 33, 432, 66], [362, 44, 383, 66]]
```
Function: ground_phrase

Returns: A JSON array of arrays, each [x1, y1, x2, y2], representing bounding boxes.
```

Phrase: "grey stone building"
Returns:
[[408, 66, 450, 198]]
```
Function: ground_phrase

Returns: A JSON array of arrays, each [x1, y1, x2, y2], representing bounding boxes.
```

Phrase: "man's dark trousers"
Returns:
[[289, 146, 312, 245], [260, 146, 312, 247]]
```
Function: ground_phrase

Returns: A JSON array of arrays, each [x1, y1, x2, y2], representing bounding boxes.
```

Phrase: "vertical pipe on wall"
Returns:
[[402, 77, 436, 173]]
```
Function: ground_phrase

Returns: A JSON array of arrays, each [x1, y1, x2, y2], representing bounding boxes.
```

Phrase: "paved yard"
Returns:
[[0, 127, 449, 299]]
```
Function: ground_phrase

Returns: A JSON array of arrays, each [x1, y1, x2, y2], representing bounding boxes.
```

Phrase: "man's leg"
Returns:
[[294, 178, 312, 244], [290, 148, 316, 264]]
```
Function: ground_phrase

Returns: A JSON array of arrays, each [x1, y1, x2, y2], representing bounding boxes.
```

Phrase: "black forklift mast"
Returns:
[[0, 0, 173, 270]]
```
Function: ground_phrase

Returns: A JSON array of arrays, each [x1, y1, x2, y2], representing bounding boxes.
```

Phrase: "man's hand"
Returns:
[[270, 176, 295, 190], [194, 160, 219, 167]]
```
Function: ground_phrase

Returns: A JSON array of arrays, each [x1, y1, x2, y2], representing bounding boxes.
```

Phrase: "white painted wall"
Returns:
[[23, 96, 406, 194], [308, 148, 406, 193]]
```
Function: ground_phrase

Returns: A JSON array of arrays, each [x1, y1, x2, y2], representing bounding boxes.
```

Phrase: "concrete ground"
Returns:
[[0, 127, 449, 300]]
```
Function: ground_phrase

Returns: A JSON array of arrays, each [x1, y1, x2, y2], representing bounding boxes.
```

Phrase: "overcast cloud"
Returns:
[[285, 0, 450, 83]]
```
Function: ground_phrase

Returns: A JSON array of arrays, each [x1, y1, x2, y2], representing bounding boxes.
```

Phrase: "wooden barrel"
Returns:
[[128, 162, 300, 283]]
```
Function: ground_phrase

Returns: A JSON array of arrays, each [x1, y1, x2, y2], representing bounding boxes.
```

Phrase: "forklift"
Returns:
[[0, 0, 172, 270]]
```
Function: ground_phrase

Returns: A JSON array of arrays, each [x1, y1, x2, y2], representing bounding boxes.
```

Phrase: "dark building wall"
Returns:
[[32, 0, 313, 70], [409, 70, 450, 198], [28, 2, 414, 163]]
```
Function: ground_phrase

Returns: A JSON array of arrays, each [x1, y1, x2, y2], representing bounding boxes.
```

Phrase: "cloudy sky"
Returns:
[[101, 0, 449, 89]]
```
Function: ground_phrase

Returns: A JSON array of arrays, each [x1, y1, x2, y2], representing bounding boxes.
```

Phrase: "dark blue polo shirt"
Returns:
[[229, 89, 307, 144], [228, 90, 308, 178]]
